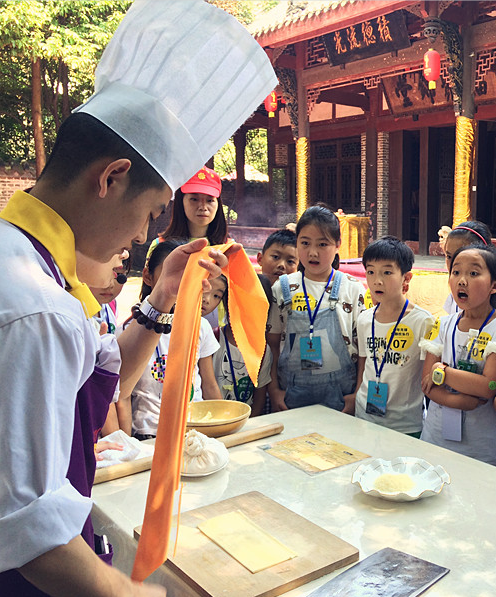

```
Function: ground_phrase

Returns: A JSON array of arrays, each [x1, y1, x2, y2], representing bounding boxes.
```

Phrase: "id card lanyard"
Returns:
[[224, 327, 240, 402], [371, 299, 409, 388], [301, 269, 334, 346], [103, 304, 113, 334], [451, 308, 495, 368]]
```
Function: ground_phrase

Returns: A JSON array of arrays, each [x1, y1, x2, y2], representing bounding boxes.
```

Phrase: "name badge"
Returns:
[[442, 406, 462, 441], [457, 360, 478, 373], [366, 381, 388, 417], [300, 336, 323, 370]]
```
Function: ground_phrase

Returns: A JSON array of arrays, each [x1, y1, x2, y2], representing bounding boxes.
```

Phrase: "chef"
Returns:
[[0, 1, 276, 595]]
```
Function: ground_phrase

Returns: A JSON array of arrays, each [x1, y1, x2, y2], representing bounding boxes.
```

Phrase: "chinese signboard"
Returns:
[[323, 11, 410, 66], [382, 71, 452, 116]]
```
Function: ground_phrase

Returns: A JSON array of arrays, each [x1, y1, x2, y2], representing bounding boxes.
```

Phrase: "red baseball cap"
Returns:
[[180, 166, 222, 198]]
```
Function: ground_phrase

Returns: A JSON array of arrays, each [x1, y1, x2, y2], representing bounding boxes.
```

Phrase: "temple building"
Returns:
[[240, 0, 496, 253]]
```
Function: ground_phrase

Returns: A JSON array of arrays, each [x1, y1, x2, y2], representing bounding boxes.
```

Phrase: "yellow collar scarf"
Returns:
[[132, 241, 269, 581], [0, 190, 100, 318]]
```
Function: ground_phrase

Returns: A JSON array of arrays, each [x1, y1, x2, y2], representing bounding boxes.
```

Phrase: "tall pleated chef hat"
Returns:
[[73, 0, 276, 192]]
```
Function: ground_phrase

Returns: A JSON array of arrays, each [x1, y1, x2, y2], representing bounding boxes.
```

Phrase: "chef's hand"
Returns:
[[270, 388, 288, 412], [148, 239, 242, 311], [94, 441, 124, 461]]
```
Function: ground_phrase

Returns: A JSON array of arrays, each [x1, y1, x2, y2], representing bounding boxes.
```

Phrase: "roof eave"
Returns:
[[254, 0, 416, 48]]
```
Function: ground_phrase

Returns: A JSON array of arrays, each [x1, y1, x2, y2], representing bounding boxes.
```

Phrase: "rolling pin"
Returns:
[[94, 455, 154, 484], [216, 422, 284, 448], [94, 423, 284, 484]]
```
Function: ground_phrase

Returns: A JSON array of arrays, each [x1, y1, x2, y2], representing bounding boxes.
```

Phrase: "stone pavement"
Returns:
[[115, 253, 449, 325]]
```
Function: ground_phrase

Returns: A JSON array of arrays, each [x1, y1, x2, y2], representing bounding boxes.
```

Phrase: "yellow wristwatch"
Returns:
[[432, 363, 448, 386]]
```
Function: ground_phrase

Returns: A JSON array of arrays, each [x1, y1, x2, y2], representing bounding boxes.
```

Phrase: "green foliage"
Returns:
[[208, 1, 279, 26], [214, 129, 268, 178], [223, 203, 238, 224], [0, 0, 130, 162], [0, 0, 279, 166]]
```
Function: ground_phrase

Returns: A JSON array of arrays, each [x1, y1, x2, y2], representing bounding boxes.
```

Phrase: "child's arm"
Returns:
[[266, 332, 287, 412], [101, 403, 120, 436], [115, 393, 132, 436], [251, 386, 267, 417], [117, 241, 236, 398], [342, 356, 365, 415], [421, 352, 486, 410], [428, 353, 496, 400], [199, 355, 223, 400]]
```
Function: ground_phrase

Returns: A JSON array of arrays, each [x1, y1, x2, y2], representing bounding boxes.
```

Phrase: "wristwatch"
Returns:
[[432, 363, 448, 386]]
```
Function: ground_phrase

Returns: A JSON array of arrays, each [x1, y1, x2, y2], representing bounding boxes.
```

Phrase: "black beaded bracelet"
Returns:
[[131, 302, 174, 334]]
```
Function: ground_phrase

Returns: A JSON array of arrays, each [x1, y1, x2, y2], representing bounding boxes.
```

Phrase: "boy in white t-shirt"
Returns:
[[353, 237, 434, 436], [114, 240, 225, 439]]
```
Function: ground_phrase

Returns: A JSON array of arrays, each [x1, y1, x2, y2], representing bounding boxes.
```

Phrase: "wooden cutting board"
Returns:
[[134, 491, 358, 597]]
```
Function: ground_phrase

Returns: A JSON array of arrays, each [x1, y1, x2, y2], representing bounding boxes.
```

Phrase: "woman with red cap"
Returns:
[[147, 166, 228, 262]]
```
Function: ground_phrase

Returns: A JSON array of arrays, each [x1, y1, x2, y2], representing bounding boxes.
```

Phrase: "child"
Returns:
[[147, 165, 227, 261], [121, 240, 224, 439], [90, 251, 130, 334], [353, 237, 434, 436], [257, 228, 299, 286], [421, 244, 496, 465], [267, 204, 366, 412], [201, 275, 228, 319], [89, 254, 130, 437], [442, 221, 492, 314], [213, 274, 273, 416]]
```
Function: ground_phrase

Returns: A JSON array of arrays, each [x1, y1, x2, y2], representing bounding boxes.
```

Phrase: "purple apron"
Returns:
[[1, 233, 118, 595]]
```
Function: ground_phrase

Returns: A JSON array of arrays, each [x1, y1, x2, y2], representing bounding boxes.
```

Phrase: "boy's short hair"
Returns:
[[39, 113, 166, 197], [362, 236, 414, 274], [262, 229, 297, 253]]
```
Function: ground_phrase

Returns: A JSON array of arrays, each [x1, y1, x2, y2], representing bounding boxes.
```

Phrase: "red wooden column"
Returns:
[[418, 127, 438, 255], [234, 127, 247, 205], [296, 41, 310, 218], [365, 87, 379, 239], [388, 130, 404, 240], [267, 111, 278, 201]]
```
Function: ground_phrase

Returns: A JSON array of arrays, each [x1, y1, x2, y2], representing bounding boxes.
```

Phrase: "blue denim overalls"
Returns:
[[278, 271, 356, 410]]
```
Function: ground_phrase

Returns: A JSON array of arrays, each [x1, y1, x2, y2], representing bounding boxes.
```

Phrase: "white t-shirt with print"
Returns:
[[213, 331, 272, 404], [355, 305, 434, 433], [129, 317, 219, 436], [420, 312, 496, 464], [268, 270, 366, 362]]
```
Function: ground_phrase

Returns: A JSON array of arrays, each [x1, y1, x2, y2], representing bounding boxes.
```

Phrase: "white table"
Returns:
[[92, 406, 496, 597]]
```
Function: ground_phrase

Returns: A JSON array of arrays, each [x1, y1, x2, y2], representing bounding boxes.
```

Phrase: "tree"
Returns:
[[0, 0, 131, 171], [214, 129, 268, 178]]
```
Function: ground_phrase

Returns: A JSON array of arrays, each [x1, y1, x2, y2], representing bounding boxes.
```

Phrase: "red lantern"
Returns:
[[264, 91, 278, 117], [423, 48, 441, 90]]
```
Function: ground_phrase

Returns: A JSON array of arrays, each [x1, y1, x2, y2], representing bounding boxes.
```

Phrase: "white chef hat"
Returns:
[[73, 0, 276, 192]]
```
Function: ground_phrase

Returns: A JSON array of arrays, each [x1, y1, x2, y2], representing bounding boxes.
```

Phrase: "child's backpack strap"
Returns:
[[328, 270, 344, 310], [279, 274, 292, 307]]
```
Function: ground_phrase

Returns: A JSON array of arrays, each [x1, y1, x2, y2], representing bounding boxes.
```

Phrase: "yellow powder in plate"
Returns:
[[374, 473, 415, 493]]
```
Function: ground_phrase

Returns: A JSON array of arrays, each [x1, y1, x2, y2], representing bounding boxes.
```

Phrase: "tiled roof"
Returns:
[[249, 1, 356, 39]]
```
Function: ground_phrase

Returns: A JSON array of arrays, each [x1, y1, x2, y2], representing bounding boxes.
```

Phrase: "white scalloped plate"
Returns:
[[180, 461, 228, 478], [351, 457, 451, 502]]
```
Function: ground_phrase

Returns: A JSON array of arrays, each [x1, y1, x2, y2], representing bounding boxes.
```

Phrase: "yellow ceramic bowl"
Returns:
[[186, 400, 251, 438]]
